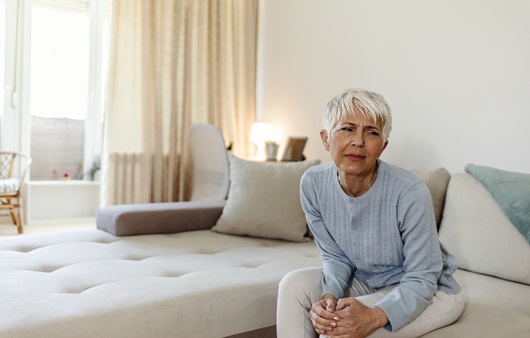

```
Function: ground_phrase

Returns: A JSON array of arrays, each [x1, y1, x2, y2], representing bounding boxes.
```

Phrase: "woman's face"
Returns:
[[321, 110, 388, 178]]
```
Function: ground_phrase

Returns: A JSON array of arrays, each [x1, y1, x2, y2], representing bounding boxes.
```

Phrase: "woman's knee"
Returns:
[[379, 292, 464, 338], [278, 267, 323, 301]]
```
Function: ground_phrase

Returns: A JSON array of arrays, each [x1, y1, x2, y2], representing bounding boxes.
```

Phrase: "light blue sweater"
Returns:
[[300, 160, 460, 331]]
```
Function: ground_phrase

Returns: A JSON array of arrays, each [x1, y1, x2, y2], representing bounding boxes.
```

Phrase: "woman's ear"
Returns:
[[320, 130, 330, 151], [379, 140, 389, 157]]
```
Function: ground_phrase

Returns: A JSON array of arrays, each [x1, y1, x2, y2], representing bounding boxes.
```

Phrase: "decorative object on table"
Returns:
[[249, 122, 276, 161], [281, 137, 308, 161], [0, 151, 32, 233], [265, 141, 279, 161]]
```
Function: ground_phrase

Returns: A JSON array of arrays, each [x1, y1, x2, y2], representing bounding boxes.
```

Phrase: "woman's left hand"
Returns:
[[310, 296, 339, 336], [325, 297, 388, 338]]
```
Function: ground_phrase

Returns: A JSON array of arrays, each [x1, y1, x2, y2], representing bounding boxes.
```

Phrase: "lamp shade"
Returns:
[[249, 122, 273, 145]]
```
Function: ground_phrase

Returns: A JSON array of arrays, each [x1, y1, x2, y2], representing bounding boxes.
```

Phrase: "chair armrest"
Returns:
[[96, 200, 226, 236]]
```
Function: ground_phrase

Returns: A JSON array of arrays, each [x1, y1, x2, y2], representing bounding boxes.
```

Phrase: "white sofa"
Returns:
[[1, 166, 529, 337]]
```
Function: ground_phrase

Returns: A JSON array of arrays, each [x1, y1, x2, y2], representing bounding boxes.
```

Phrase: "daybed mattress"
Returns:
[[0, 229, 321, 338]]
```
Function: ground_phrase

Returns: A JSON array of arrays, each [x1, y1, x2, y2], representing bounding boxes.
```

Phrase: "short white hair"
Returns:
[[322, 88, 392, 141]]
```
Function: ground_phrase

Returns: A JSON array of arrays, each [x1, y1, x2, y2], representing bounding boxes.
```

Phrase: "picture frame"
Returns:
[[281, 137, 308, 161]]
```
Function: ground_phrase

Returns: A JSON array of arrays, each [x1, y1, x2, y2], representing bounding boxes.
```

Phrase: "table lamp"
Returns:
[[249, 122, 273, 160]]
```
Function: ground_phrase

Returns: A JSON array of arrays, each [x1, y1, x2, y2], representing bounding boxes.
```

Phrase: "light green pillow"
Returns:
[[212, 156, 320, 242], [465, 164, 530, 244]]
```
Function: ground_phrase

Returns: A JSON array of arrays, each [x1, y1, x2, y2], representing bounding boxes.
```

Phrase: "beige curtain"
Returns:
[[101, 0, 258, 206]]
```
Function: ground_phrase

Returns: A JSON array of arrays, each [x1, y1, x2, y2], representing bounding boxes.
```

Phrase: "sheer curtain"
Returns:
[[101, 0, 258, 206]]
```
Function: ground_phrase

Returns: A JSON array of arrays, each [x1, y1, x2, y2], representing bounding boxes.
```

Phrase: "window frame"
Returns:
[[1, 0, 108, 179]]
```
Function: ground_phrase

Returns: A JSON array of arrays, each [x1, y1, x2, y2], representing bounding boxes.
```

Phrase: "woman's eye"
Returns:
[[366, 130, 380, 136], [342, 127, 354, 132]]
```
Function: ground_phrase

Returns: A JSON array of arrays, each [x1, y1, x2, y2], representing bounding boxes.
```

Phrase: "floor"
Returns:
[[0, 216, 96, 237]]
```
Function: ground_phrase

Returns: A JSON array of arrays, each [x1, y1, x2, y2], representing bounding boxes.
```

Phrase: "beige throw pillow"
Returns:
[[212, 156, 320, 242], [410, 167, 451, 229], [439, 173, 530, 284]]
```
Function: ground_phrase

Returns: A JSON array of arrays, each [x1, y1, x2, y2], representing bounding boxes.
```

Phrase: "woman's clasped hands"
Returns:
[[310, 296, 388, 338]]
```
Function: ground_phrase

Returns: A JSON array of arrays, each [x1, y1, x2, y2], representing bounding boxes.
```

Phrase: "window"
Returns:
[[0, 0, 109, 180], [0, 0, 9, 147]]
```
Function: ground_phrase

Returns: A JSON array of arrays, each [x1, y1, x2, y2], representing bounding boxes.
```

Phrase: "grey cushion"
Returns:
[[96, 200, 226, 236]]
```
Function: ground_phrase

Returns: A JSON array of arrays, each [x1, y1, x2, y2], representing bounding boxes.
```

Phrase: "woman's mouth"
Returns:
[[346, 154, 365, 160]]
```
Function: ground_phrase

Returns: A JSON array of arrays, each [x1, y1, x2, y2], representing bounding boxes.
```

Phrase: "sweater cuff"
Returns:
[[321, 268, 351, 299], [374, 292, 407, 331]]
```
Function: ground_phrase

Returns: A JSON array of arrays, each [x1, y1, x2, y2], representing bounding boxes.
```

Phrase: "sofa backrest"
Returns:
[[410, 168, 451, 228], [438, 173, 530, 285]]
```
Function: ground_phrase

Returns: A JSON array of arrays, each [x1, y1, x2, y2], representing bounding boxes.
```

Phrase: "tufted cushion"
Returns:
[[0, 229, 320, 338]]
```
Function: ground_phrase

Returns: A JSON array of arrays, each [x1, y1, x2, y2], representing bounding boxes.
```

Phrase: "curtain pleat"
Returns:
[[101, 0, 258, 206]]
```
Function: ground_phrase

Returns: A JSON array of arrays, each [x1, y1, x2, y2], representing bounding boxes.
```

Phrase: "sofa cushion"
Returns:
[[0, 229, 321, 338], [409, 168, 451, 228], [439, 173, 530, 284], [212, 156, 320, 242], [423, 269, 530, 337], [96, 200, 226, 236]]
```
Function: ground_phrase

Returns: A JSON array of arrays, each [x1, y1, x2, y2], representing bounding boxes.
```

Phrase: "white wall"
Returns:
[[24, 181, 100, 223], [256, 0, 530, 173]]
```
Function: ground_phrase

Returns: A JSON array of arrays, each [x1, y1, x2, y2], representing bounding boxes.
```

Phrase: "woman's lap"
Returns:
[[277, 267, 464, 338]]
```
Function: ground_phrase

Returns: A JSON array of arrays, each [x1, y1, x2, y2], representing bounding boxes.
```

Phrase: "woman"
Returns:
[[277, 88, 463, 338]]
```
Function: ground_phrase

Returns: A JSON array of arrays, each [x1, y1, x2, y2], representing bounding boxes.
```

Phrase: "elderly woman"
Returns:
[[276, 89, 464, 338]]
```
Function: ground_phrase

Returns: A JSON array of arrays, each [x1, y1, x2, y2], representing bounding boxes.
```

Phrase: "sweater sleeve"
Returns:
[[374, 182, 443, 331], [300, 172, 354, 299]]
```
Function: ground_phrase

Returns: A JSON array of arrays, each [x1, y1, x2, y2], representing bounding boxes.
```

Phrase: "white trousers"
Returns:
[[277, 267, 464, 338]]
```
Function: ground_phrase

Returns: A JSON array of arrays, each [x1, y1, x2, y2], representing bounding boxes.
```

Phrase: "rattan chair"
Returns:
[[0, 151, 32, 233]]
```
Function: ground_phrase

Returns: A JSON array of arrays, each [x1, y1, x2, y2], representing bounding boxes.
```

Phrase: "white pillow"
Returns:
[[212, 156, 320, 242], [438, 173, 530, 284]]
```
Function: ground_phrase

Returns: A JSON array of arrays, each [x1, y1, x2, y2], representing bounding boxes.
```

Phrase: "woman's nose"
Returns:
[[351, 132, 365, 147]]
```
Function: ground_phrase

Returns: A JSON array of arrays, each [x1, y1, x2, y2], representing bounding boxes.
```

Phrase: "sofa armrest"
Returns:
[[96, 200, 226, 236]]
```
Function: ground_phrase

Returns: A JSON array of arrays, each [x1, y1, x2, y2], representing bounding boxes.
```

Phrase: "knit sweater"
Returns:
[[300, 160, 460, 331]]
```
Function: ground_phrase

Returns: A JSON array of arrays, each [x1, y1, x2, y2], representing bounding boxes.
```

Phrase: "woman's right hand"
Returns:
[[310, 295, 340, 336]]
